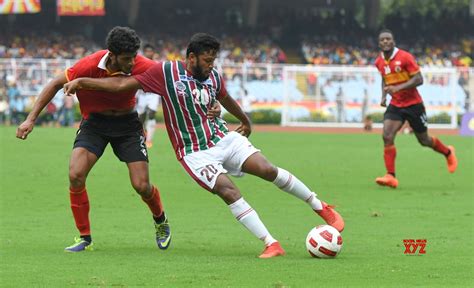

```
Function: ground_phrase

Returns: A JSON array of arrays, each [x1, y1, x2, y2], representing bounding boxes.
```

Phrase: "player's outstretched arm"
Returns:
[[64, 76, 142, 95], [16, 74, 67, 140], [219, 93, 252, 137]]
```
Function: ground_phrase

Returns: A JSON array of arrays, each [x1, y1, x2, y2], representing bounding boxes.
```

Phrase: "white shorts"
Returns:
[[136, 90, 160, 115], [180, 131, 260, 191]]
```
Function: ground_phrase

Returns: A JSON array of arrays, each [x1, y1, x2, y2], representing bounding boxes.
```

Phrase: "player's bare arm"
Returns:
[[64, 76, 142, 95], [384, 72, 423, 95], [381, 79, 387, 107], [16, 74, 68, 140], [219, 93, 252, 137]]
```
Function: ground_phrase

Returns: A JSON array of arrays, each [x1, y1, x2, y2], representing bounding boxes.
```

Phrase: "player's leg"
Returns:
[[213, 174, 285, 258], [127, 161, 171, 249], [180, 147, 284, 258], [241, 152, 344, 232], [65, 118, 110, 252], [111, 114, 170, 249], [65, 147, 100, 252], [375, 105, 404, 188], [145, 108, 157, 148], [408, 103, 458, 173]]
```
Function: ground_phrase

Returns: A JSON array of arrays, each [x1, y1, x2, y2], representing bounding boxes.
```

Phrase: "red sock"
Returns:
[[69, 186, 90, 236], [431, 137, 450, 156], [142, 185, 164, 218], [384, 145, 396, 176]]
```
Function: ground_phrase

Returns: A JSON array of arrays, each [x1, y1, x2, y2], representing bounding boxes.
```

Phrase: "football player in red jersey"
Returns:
[[374, 29, 458, 188], [15, 27, 172, 252]]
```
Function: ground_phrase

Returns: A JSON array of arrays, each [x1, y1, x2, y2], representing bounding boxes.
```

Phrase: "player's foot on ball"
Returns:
[[315, 201, 345, 232], [446, 146, 458, 173], [259, 241, 285, 259], [64, 237, 93, 252], [155, 216, 171, 250], [375, 174, 398, 188]]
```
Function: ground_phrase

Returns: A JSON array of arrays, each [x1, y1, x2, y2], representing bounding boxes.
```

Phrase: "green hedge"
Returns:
[[223, 109, 281, 124]]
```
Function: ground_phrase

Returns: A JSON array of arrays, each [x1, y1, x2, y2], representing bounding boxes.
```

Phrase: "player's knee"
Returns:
[[69, 170, 86, 187], [131, 179, 150, 196], [417, 137, 431, 147], [382, 133, 395, 144], [261, 164, 278, 181], [216, 185, 241, 204]]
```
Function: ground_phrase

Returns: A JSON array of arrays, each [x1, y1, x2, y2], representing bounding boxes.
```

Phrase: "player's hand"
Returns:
[[380, 96, 387, 107], [235, 122, 251, 137], [207, 102, 221, 119], [383, 85, 399, 95], [63, 79, 80, 96], [16, 119, 35, 140]]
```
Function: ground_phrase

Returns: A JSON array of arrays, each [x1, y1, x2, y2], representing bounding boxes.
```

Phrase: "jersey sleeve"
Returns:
[[404, 53, 420, 75], [133, 55, 156, 74], [65, 57, 92, 81], [216, 74, 228, 100], [133, 62, 166, 96]]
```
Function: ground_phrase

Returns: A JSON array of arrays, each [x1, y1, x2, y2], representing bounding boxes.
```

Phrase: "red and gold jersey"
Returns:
[[374, 48, 423, 107], [65, 50, 155, 119]]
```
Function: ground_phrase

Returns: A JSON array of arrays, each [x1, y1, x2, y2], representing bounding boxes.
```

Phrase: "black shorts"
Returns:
[[74, 112, 148, 163], [384, 103, 428, 133]]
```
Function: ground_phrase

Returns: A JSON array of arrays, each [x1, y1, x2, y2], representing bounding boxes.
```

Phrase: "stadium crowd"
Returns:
[[2, 31, 472, 67], [0, 32, 287, 64], [301, 38, 473, 67]]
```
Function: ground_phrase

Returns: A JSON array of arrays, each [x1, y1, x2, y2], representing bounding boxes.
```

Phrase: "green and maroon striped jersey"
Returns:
[[135, 60, 229, 159]]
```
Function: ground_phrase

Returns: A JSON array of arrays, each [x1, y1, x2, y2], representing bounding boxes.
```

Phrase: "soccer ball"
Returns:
[[306, 225, 343, 258]]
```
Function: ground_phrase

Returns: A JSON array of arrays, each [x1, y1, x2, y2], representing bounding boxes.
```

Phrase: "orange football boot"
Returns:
[[315, 201, 345, 232], [446, 146, 458, 173], [375, 174, 398, 188], [259, 241, 285, 259]]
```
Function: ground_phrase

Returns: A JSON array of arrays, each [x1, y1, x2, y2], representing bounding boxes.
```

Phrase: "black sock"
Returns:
[[154, 212, 166, 224], [81, 235, 92, 243]]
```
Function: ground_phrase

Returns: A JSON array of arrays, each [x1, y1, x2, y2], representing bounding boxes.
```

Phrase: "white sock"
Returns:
[[273, 167, 323, 211], [229, 197, 277, 246], [145, 119, 156, 142]]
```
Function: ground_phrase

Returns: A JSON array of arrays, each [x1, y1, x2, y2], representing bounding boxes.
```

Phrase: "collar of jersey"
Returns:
[[97, 51, 131, 76], [382, 47, 399, 64]]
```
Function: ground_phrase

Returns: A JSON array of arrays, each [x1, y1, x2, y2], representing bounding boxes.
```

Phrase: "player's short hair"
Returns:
[[378, 28, 394, 39], [106, 26, 141, 55], [186, 33, 220, 57]]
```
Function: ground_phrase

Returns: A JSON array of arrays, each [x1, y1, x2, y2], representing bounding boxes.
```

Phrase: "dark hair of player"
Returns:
[[186, 33, 220, 57], [106, 26, 141, 55], [378, 28, 394, 39]]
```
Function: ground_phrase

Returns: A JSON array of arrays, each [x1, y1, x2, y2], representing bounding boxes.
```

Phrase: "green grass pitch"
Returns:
[[0, 126, 472, 287]]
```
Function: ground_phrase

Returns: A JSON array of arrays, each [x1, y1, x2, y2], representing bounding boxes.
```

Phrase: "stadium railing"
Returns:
[[1, 59, 471, 128]]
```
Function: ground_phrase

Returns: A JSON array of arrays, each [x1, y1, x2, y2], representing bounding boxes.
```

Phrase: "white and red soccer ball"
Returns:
[[306, 225, 343, 258]]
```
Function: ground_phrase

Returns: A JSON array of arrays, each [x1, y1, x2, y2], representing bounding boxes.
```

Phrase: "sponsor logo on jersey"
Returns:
[[179, 75, 196, 82]]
